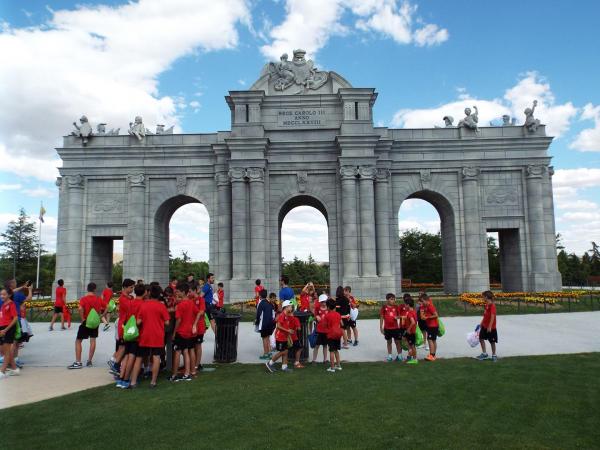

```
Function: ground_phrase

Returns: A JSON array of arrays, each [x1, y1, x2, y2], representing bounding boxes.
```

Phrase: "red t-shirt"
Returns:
[[0, 301, 17, 327], [138, 300, 170, 348], [482, 302, 497, 329], [193, 296, 206, 335], [406, 310, 418, 334], [101, 288, 113, 307], [323, 310, 343, 340], [175, 299, 198, 339], [254, 285, 262, 300], [128, 298, 145, 320], [118, 293, 132, 339], [290, 316, 301, 341], [274, 313, 295, 342], [55, 286, 66, 308], [217, 290, 224, 308], [314, 306, 329, 333], [424, 301, 439, 328], [380, 304, 399, 330], [299, 293, 311, 312], [79, 293, 103, 321], [397, 304, 408, 329]]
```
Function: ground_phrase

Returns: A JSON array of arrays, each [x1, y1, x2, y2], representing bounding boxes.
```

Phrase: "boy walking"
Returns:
[[49, 279, 67, 331], [68, 283, 103, 369], [421, 294, 439, 361], [265, 300, 294, 373], [323, 299, 343, 372], [477, 290, 498, 362], [380, 293, 402, 362]]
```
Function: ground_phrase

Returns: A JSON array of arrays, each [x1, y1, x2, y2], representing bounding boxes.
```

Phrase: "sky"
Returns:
[[1, 0, 599, 263]]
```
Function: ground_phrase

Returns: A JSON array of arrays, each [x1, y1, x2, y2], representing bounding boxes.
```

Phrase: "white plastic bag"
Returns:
[[20, 318, 32, 336], [350, 307, 359, 321], [467, 331, 480, 348], [269, 333, 276, 351]]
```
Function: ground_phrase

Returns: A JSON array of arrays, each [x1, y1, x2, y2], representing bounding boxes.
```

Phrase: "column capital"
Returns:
[[526, 164, 545, 179], [66, 174, 84, 189], [340, 165, 358, 180], [55, 177, 63, 187], [461, 166, 480, 181], [128, 173, 145, 187], [215, 172, 230, 186], [548, 165, 555, 177], [358, 165, 377, 179], [375, 168, 390, 182], [247, 167, 265, 182], [228, 167, 246, 182]]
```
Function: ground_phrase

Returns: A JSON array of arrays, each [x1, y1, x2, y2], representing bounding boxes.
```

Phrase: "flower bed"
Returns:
[[459, 290, 594, 307]]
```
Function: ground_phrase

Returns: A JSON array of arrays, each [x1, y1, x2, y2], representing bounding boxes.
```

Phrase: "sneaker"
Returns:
[[7, 368, 20, 376], [326, 367, 336, 373], [68, 362, 83, 369], [395, 355, 403, 362], [294, 363, 305, 369], [476, 353, 489, 361], [127, 383, 137, 389], [491, 355, 498, 362], [0, 372, 8, 380], [149, 383, 157, 389], [353, 341, 359, 347], [335, 365, 342, 371], [386, 356, 393, 362], [407, 359, 419, 365], [115, 380, 124, 388], [281, 367, 293, 373], [167, 375, 178, 382], [103, 324, 110, 332], [120, 380, 131, 389], [49, 326, 53, 331], [15, 358, 24, 368], [259, 354, 270, 360], [86, 360, 93, 367], [347, 340, 353, 344], [180, 375, 193, 382], [265, 362, 275, 373], [425, 354, 436, 362]]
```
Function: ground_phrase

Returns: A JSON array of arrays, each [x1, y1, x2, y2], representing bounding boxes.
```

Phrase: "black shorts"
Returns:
[[316, 332, 328, 346], [115, 338, 125, 352], [275, 340, 289, 352], [479, 328, 498, 343], [125, 341, 139, 355], [136, 346, 163, 358], [173, 334, 194, 351], [260, 326, 274, 338], [195, 334, 204, 344], [205, 306, 214, 321], [291, 340, 303, 350], [418, 319, 428, 332], [327, 338, 341, 352], [341, 319, 350, 330], [427, 327, 438, 341], [384, 328, 401, 341], [53, 306, 63, 314], [348, 320, 357, 328], [76, 321, 98, 340], [405, 333, 416, 346], [0, 325, 16, 345]]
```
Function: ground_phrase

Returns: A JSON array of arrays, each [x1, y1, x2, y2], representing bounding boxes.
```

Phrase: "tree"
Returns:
[[281, 255, 329, 287], [0, 208, 39, 282], [399, 229, 443, 283]]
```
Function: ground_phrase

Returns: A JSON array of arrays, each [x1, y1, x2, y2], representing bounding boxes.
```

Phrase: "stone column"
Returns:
[[526, 165, 549, 276], [229, 167, 248, 279], [543, 166, 562, 290], [375, 168, 392, 276], [340, 165, 359, 279], [124, 173, 146, 280], [216, 173, 232, 280], [462, 167, 487, 291], [248, 167, 266, 279], [359, 165, 377, 277], [63, 174, 84, 298]]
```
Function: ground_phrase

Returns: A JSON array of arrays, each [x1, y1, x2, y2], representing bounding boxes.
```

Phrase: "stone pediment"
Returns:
[[250, 49, 352, 95]]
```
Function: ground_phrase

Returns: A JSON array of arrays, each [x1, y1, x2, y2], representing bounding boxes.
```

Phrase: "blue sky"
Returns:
[[1, 0, 599, 262]]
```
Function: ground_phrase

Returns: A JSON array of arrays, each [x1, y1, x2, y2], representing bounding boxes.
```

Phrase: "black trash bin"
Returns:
[[213, 313, 241, 363], [289, 311, 312, 363]]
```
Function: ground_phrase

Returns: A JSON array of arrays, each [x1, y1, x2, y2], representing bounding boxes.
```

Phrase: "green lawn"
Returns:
[[2, 353, 599, 449]]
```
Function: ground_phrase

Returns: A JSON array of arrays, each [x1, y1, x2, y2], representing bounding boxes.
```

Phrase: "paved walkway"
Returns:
[[1, 311, 599, 409]]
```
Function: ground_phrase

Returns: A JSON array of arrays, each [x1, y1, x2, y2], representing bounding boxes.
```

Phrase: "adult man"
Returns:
[[279, 276, 295, 302], [202, 273, 216, 333]]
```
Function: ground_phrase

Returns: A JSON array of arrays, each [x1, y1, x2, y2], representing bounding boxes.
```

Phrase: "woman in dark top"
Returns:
[[334, 286, 350, 348]]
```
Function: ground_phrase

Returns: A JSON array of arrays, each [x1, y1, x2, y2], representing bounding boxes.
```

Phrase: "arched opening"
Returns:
[[278, 195, 331, 292], [398, 191, 459, 294], [153, 195, 210, 284]]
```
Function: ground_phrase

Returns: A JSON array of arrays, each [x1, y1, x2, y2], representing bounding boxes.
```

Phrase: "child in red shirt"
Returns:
[[380, 293, 402, 362], [404, 296, 418, 365], [50, 279, 66, 331], [254, 279, 263, 304], [344, 286, 359, 346], [0, 288, 19, 377], [421, 294, 439, 361], [101, 281, 114, 331], [290, 313, 304, 369], [265, 300, 295, 373], [323, 299, 343, 372], [130, 285, 170, 388], [477, 290, 498, 362], [170, 282, 201, 382], [115, 284, 146, 388], [311, 294, 329, 364], [216, 282, 225, 310], [68, 282, 104, 369], [299, 282, 314, 312], [108, 278, 136, 375]]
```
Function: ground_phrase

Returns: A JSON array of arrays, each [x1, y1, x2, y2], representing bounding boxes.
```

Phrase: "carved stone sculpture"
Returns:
[[156, 124, 174, 134], [128, 116, 146, 142], [443, 116, 454, 127], [268, 49, 328, 94], [71, 115, 93, 145], [457, 106, 479, 131], [176, 175, 186, 194], [96, 123, 107, 135], [524, 100, 541, 133], [502, 115, 511, 126], [297, 171, 308, 193], [107, 127, 120, 136]]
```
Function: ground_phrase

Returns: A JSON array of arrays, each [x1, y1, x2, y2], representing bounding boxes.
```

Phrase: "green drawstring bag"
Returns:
[[401, 338, 409, 351], [415, 326, 424, 346], [123, 315, 139, 342], [204, 313, 210, 329], [437, 318, 445, 337], [14, 319, 22, 341], [86, 308, 101, 329], [107, 298, 116, 313]]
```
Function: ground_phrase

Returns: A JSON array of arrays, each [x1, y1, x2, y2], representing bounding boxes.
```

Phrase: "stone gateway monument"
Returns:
[[55, 50, 562, 301]]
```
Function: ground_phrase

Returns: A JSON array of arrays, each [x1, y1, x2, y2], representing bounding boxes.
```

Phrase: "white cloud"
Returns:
[[260, 0, 448, 60], [570, 103, 600, 152], [169, 203, 210, 261], [0, 183, 22, 192], [392, 72, 577, 138], [0, 0, 251, 182], [281, 206, 329, 261], [553, 168, 600, 190], [22, 187, 56, 198]]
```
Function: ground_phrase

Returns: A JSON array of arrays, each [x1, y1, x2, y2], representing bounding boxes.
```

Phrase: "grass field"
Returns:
[[1, 353, 599, 449]]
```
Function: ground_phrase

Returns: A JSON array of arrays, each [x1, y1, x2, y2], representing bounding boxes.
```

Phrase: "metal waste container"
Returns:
[[289, 311, 311, 363], [213, 313, 241, 363]]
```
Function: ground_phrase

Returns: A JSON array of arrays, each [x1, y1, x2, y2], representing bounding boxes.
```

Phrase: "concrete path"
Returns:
[[1, 311, 599, 409]]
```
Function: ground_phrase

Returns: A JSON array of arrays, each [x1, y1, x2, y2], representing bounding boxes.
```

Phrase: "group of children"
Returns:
[[0, 279, 33, 379]]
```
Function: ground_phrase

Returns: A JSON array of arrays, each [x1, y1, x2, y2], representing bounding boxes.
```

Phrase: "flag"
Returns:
[[39, 204, 46, 223]]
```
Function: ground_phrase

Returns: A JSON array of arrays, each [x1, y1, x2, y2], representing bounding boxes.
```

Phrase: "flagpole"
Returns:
[[36, 202, 43, 290]]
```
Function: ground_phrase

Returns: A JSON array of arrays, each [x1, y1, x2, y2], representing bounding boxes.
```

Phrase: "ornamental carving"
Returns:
[[93, 198, 123, 214], [358, 166, 377, 179], [267, 49, 328, 94], [340, 165, 358, 180], [486, 188, 518, 205], [66, 174, 84, 188], [420, 169, 431, 190], [548, 166, 555, 177], [526, 165, 545, 178], [176, 175, 187, 194], [228, 167, 246, 182], [375, 168, 390, 182], [247, 167, 265, 182], [128, 173, 145, 187], [461, 167, 480, 180], [297, 171, 308, 192], [215, 173, 230, 186], [55, 177, 62, 187]]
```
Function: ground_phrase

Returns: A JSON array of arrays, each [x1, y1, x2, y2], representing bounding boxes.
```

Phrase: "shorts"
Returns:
[[316, 332, 328, 346], [115, 338, 125, 352], [418, 319, 428, 332], [327, 338, 341, 352], [53, 306, 63, 314], [195, 334, 204, 344], [275, 340, 289, 352], [348, 320, 357, 328], [0, 325, 16, 345], [479, 328, 498, 343], [405, 333, 416, 346], [135, 346, 163, 358], [260, 326, 274, 338], [205, 306, 214, 321], [384, 328, 401, 341], [173, 334, 194, 351], [427, 327, 438, 341], [341, 318, 350, 330], [76, 321, 99, 340], [125, 341, 139, 355], [291, 339, 303, 350]]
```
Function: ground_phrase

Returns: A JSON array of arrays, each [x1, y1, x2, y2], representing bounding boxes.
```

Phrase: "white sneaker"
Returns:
[[0, 371, 8, 379], [335, 365, 343, 371], [326, 367, 336, 373], [7, 368, 20, 376]]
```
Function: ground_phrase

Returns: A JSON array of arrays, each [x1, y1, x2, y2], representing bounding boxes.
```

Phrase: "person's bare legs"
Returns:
[[183, 348, 191, 376], [130, 357, 143, 386], [262, 337, 270, 355], [386, 339, 392, 356], [49, 313, 58, 330], [479, 339, 487, 354], [195, 343, 203, 368], [490, 342, 497, 356], [88, 338, 96, 363], [150, 355, 160, 385], [171, 350, 181, 378], [75, 339, 83, 363]]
